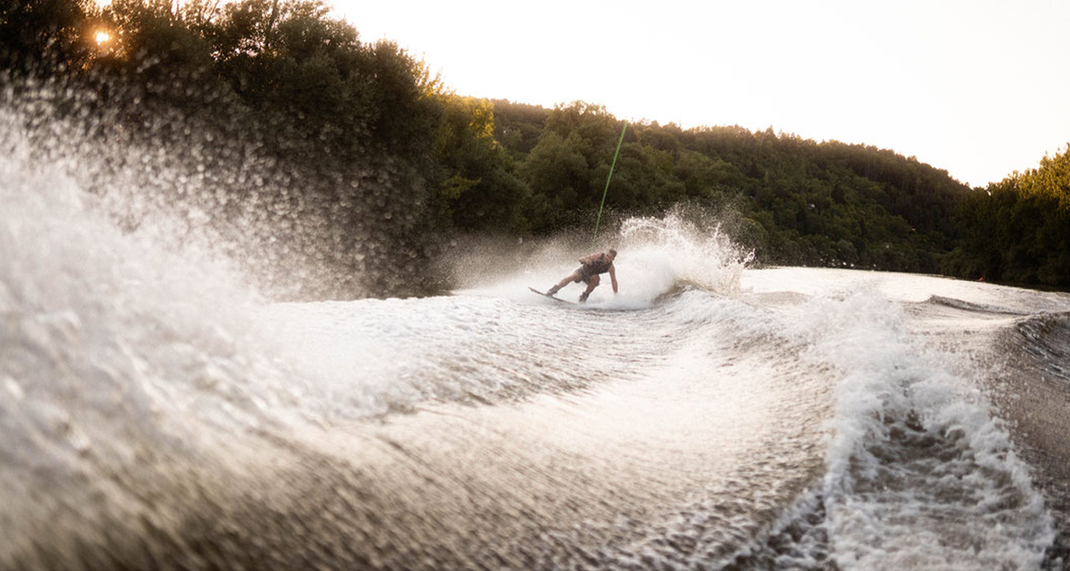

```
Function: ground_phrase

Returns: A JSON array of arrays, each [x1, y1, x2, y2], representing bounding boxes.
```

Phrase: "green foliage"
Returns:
[[490, 99, 549, 156], [520, 130, 590, 228], [431, 95, 528, 232], [945, 145, 1070, 286]]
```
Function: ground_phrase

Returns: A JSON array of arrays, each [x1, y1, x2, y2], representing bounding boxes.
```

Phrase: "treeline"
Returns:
[[3, 0, 1067, 294], [945, 146, 1070, 286], [489, 100, 971, 273]]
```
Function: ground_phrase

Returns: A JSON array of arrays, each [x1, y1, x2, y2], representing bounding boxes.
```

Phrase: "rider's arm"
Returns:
[[579, 253, 599, 265], [609, 265, 618, 293]]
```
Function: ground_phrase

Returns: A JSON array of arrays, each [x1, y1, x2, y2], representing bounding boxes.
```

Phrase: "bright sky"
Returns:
[[332, 0, 1070, 187]]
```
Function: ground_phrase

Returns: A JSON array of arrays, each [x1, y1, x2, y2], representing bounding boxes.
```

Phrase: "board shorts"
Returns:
[[573, 265, 597, 283]]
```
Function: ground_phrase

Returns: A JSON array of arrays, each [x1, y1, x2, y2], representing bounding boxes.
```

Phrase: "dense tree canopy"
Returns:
[[945, 146, 1070, 286]]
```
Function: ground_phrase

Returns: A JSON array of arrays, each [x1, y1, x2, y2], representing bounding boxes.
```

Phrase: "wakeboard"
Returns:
[[528, 287, 575, 304]]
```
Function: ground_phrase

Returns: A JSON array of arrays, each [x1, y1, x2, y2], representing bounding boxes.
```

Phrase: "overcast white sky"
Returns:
[[332, 0, 1070, 187]]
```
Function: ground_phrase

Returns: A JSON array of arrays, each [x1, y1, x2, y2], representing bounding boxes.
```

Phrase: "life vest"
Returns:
[[585, 253, 613, 275]]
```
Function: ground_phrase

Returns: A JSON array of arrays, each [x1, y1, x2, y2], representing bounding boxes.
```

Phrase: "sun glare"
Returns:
[[95, 31, 112, 45]]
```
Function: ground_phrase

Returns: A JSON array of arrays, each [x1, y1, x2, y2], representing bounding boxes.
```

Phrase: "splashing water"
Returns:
[[618, 212, 754, 296], [2, 82, 1068, 571]]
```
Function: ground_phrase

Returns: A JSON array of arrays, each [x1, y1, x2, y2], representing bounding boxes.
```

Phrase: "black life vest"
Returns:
[[585, 253, 613, 275]]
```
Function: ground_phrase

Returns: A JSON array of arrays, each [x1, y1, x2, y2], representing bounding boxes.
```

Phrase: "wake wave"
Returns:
[[923, 294, 1032, 316], [809, 294, 1053, 570]]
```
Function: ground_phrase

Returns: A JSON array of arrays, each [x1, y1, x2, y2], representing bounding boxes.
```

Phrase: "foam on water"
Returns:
[[778, 286, 1056, 570]]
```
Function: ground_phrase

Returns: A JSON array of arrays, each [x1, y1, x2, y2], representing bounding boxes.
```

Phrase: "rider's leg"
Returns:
[[579, 274, 600, 302]]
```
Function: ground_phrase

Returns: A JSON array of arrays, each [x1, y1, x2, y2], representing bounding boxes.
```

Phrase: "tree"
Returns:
[[431, 95, 529, 232], [945, 145, 1070, 285]]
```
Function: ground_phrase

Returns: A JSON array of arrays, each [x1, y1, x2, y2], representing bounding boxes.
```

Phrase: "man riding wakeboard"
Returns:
[[546, 249, 618, 303]]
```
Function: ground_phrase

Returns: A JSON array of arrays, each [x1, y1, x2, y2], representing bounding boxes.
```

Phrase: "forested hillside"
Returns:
[[2, 0, 1066, 295]]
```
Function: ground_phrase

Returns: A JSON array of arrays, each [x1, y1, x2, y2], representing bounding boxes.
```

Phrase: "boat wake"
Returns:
[[3, 92, 1069, 571]]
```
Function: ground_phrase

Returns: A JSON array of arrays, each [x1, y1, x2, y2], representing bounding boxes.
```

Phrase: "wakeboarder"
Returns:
[[545, 249, 619, 303]]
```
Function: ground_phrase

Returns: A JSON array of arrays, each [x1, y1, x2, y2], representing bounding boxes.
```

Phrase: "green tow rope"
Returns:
[[592, 121, 628, 245]]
